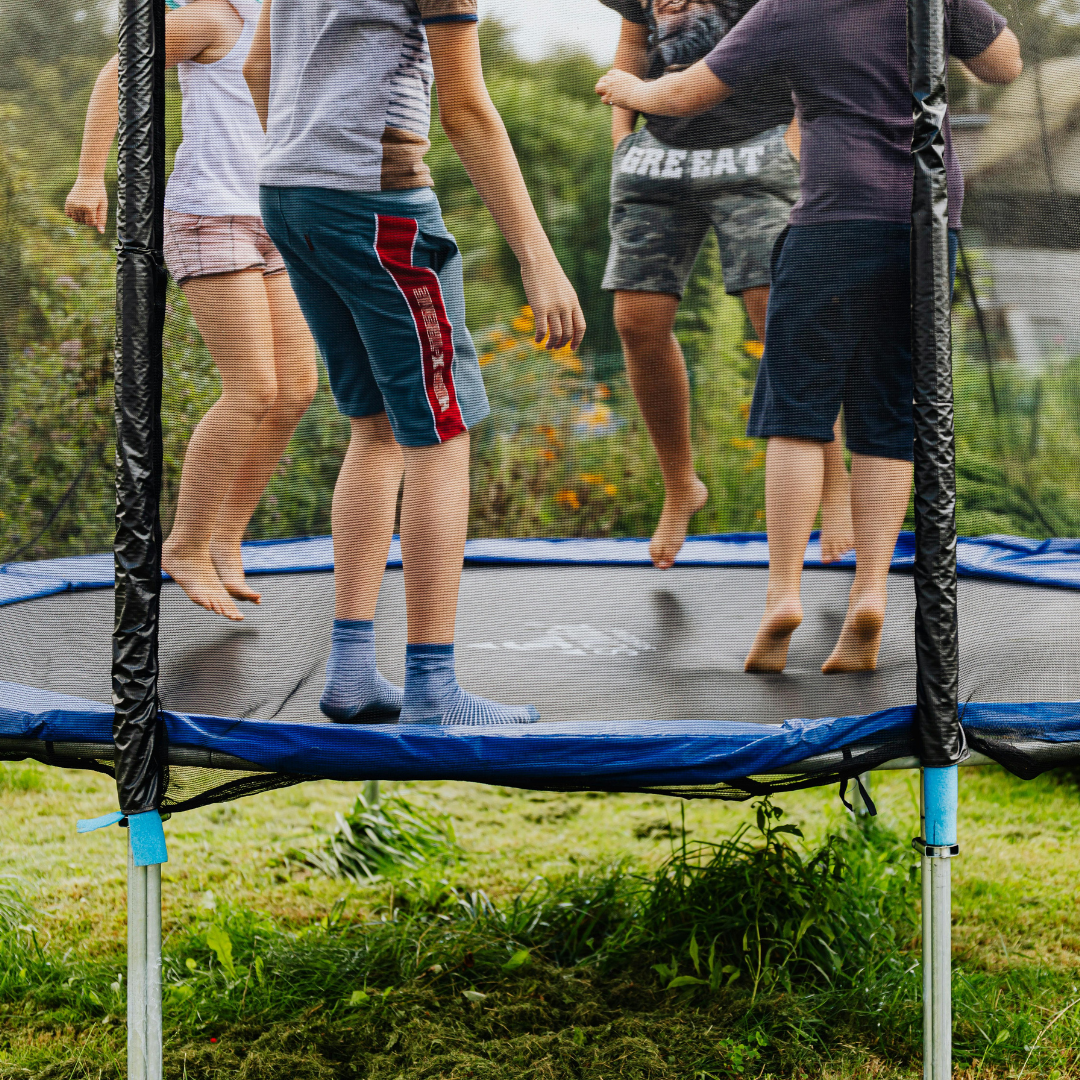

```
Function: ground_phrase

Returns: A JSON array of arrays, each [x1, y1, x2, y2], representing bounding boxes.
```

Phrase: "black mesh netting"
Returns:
[[2, 0, 1079, 813]]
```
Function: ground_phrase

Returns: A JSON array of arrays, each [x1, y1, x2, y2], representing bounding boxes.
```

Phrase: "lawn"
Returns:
[[2, 758, 1078, 1079]]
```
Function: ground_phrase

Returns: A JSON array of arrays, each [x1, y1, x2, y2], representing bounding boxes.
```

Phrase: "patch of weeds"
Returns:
[[605, 801, 920, 1001], [299, 792, 460, 881]]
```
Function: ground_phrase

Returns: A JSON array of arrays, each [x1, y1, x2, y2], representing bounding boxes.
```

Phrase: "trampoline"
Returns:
[[4, 534, 1080, 806], [3, 0, 1080, 1077]]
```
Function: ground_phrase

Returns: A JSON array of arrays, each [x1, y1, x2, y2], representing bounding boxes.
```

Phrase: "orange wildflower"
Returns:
[[579, 473, 604, 484], [742, 340, 764, 360], [604, 483, 618, 496], [555, 490, 581, 511]]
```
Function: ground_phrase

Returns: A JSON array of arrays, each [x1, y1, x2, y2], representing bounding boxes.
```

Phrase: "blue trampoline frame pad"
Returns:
[[3, 681, 1080, 790]]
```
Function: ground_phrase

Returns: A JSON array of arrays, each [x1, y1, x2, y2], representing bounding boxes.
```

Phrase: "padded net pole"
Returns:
[[113, 0, 168, 818], [908, 0, 962, 769]]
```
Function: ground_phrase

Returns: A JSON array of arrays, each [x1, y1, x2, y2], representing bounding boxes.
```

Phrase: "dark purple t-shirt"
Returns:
[[705, 0, 1007, 228]]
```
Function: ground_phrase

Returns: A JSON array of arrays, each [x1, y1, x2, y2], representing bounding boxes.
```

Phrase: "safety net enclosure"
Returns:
[[1, 0, 1080, 813]]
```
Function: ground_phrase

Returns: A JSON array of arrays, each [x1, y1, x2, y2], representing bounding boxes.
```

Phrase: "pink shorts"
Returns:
[[163, 210, 287, 285]]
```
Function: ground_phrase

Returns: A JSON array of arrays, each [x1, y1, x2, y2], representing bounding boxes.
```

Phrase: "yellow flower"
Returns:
[[729, 436, 755, 450], [604, 483, 618, 497], [742, 340, 764, 360], [579, 472, 604, 484], [555, 490, 581, 511], [512, 313, 534, 334], [479, 352, 495, 367], [738, 402, 751, 421]]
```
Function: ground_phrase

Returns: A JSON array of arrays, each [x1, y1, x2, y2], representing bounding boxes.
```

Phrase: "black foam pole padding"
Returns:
[[908, 0, 964, 766], [113, 0, 168, 815]]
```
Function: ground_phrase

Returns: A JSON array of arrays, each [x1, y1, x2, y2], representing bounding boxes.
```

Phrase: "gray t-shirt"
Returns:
[[705, 0, 1007, 228], [600, 0, 793, 149], [258, 0, 477, 192]]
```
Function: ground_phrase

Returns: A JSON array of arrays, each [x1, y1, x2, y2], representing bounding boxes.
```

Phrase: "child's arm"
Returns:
[[427, 23, 585, 351], [596, 60, 730, 120], [611, 18, 649, 148], [961, 27, 1021, 84], [243, 0, 272, 131], [65, 0, 242, 233]]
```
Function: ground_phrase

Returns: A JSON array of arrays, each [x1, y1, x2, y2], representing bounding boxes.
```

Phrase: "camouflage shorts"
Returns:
[[602, 124, 799, 298]]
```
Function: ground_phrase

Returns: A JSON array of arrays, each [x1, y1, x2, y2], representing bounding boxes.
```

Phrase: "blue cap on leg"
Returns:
[[128, 810, 169, 866]]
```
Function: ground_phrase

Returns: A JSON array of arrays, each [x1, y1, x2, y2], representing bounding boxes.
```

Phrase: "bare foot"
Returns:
[[649, 478, 708, 569], [744, 594, 803, 673], [819, 491, 855, 564], [162, 538, 244, 621], [821, 594, 886, 673], [210, 541, 262, 605]]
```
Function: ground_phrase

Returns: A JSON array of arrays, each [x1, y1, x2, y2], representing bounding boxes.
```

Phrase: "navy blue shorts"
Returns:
[[748, 222, 958, 462], [261, 185, 490, 447]]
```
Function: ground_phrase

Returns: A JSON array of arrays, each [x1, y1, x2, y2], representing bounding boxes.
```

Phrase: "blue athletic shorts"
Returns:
[[260, 185, 490, 447], [747, 222, 958, 462]]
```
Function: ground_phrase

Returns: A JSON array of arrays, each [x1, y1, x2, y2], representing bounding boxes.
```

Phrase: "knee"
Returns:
[[614, 304, 673, 356], [226, 370, 278, 419], [275, 366, 319, 423]]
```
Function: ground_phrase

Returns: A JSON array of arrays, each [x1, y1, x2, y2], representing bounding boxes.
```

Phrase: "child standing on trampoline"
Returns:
[[244, 0, 585, 724], [597, 0, 1020, 674], [67, 0, 318, 623]]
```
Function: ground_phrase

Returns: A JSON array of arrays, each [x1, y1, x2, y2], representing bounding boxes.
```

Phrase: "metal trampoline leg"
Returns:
[[931, 854, 952, 1080], [920, 774, 932, 1080], [364, 780, 380, 808], [919, 766, 959, 1080], [127, 845, 147, 1080], [147, 863, 163, 1080], [128, 842, 163, 1080]]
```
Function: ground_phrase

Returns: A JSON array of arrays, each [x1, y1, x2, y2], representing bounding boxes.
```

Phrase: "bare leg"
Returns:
[[399, 432, 471, 643], [745, 437, 825, 673], [162, 270, 279, 621], [822, 454, 912, 673], [331, 414, 405, 622], [209, 273, 318, 602], [615, 290, 707, 569], [743, 286, 853, 564], [740, 283, 769, 344], [820, 417, 854, 563]]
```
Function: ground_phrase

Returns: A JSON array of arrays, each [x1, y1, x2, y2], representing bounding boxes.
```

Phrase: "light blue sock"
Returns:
[[400, 643, 539, 726], [320, 620, 403, 723]]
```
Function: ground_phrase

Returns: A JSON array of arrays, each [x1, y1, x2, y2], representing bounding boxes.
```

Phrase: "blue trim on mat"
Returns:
[[2, 681, 1079, 790], [4, 532, 1080, 608]]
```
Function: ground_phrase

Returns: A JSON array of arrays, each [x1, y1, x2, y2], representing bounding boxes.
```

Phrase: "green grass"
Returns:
[[2, 763, 1079, 1078]]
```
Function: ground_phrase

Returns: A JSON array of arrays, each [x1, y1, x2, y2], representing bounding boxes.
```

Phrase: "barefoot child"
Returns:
[[596, 0, 1021, 673], [244, 0, 586, 724], [67, 0, 318, 622], [598, 0, 854, 569]]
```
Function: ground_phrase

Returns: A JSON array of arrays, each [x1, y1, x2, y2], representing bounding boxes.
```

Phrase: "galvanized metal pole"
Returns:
[[146, 864, 162, 1080], [930, 855, 952, 1079], [127, 844, 148, 1080], [363, 780, 381, 808], [920, 773, 932, 1080]]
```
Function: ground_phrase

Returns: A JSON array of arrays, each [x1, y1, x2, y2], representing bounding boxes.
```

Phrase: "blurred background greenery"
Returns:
[[2, 5, 1080, 562]]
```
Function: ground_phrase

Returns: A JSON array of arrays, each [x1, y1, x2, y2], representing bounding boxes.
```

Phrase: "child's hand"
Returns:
[[521, 256, 586, 352], [65, 177, 109, 234], [596, 69, 648, 112]]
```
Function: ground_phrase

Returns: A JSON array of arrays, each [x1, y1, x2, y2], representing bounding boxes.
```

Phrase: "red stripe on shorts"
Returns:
[[374, 214, 465, 443]]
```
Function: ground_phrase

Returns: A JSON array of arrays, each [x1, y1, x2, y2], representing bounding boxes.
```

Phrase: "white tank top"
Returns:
[[164, 0, 266, 217]]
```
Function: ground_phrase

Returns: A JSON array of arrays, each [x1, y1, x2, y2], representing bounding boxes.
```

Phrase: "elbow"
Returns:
[[438, 96, 494, 144], [1002, 53, 1023, 84]]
